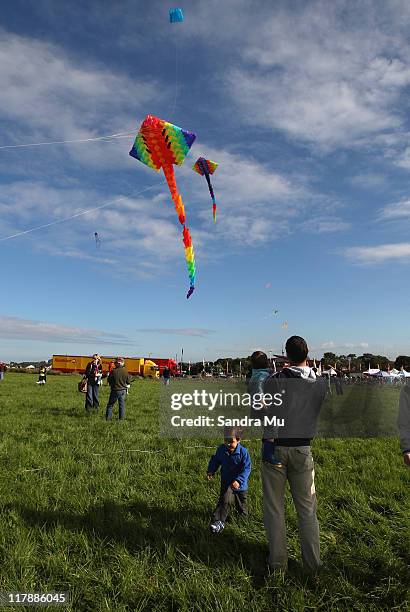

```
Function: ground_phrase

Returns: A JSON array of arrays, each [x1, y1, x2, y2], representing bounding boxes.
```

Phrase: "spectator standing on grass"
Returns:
[[84, 354, 103, 412], [37, 365, 47, 385], [207, 429, 251, 534], [162, 366, 171, 386], [105, 357, 133, 421], [262, 336, 326, 572], [335, 369, 344, 395], [0, 362, 6, 381], [397, 381, 410, 467]]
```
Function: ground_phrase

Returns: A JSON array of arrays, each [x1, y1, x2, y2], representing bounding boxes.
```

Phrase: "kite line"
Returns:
[[0, 130, 136, 150], [169, 8, 184, 120], [170, 36, 180, 119], [0, 184, 158, 242]]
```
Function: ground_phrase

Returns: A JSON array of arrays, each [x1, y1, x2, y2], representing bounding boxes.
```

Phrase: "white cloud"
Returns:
[[378, 199, 410, 220], [0, 315, 133, 344], [394, 147, 410, 169], [225, 1, 410, 150], [137, 328, 215, 337], [344, 242, 410, 263], [349, 173, 388, 189], [300, 217, 350, 234], [320, 341, 369, 350]]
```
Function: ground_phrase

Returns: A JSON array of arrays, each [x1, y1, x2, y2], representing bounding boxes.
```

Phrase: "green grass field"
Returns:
[[0, 373, 409, 611]]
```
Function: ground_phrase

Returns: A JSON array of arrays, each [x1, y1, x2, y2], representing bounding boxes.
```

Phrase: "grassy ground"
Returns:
[[0, 373, 408, 611]]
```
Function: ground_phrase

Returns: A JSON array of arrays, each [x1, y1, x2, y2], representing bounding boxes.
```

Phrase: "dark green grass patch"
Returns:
[[0, 374, 408, 611]]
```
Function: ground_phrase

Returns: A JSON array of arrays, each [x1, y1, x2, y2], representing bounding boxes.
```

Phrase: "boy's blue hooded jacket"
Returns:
[[207, 443, 251, 492]]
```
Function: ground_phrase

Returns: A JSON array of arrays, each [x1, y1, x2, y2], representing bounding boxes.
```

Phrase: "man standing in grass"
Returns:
[[105, 357, 133, 421], [162, 366, 171, 386], [262, 336, 326, 572]]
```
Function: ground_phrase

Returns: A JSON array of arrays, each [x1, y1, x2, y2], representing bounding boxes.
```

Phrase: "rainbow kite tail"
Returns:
[[162, 163, 186, 225], [183, 226, 196, 299], [212, 201, 217, 223]]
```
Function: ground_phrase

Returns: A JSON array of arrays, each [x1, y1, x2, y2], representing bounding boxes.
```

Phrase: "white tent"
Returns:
[[322, 367, 337, 376], [363, 368, 380, 376], [25, 365, 35, 370], [376, 370, 399, 378], [399, 369, 410, 378]]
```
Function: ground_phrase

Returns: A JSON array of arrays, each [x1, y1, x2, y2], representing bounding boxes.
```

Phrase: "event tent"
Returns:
[[363, 368, 380, 376]]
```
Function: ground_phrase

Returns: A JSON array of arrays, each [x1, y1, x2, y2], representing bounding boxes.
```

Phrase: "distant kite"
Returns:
[[169, 8, 184, 22], [94, 232, 101, 248], [272, 309, 279, 315], [282, 321, 288, 329], [265, 282, 272, 289], [129, 114, 196, 298], [192, 157, 219, 223]]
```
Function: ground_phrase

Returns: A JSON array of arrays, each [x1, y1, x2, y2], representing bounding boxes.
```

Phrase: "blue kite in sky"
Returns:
[[169, 8, 184, 23]]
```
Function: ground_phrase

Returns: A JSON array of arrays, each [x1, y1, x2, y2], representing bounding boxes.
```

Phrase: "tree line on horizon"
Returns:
[[181, 353, 410, 376]]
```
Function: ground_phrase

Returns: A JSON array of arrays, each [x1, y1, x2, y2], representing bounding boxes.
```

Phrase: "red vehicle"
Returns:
[[147, 358, 179, 376]]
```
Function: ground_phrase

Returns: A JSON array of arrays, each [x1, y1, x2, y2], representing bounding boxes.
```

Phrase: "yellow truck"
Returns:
[[52, 355, 159, 378]]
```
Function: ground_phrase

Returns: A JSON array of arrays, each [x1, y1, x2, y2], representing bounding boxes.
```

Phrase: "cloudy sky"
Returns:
[[1, 0, 410, 361]]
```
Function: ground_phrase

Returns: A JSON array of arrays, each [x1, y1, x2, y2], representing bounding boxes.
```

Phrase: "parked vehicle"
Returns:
[[52, 355, 159, 378]]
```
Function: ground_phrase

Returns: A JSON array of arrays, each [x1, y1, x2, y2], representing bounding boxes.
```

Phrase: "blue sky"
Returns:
[[1, 0, 410, 362]]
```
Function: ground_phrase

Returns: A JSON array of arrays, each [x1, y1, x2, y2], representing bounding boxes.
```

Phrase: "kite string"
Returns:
[[170, 35, 179, 120], [0, 184, 158, 242], [0, 130, 136, 150]]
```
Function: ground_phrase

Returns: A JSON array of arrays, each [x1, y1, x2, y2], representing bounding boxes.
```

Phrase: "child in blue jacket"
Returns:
[[207, 430, 251, 533]]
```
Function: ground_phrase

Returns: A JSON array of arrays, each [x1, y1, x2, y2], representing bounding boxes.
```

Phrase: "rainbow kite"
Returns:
[[192, 157, 219, 223], [129, 114, 196, 298]]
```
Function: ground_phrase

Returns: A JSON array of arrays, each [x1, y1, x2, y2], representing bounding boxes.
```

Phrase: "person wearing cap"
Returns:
[[105, 357, 134, 421], [83, 354, 103, 412]]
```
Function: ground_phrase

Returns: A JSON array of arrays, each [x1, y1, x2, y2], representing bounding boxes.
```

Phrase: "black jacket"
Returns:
[[263, 367, 327, 446], [85, 360, 103, 383]]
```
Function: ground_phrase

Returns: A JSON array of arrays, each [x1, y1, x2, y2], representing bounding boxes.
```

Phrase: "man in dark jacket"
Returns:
[[162, 366, 171, 386], [105, 357, 133, 421], [262, 336, 326, 572]]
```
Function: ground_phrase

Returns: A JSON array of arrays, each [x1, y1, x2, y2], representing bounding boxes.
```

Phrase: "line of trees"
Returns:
[[182, 353, 410, 375], [321, 352, 410, 371]]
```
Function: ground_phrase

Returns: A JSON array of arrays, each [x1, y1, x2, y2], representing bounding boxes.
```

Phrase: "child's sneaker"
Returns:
[[210, 520, 225, 534]]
